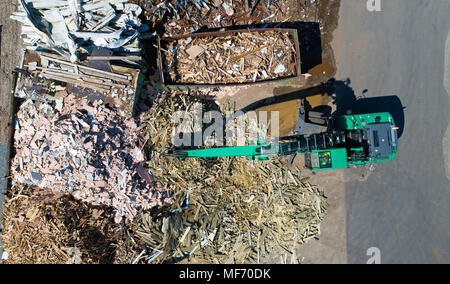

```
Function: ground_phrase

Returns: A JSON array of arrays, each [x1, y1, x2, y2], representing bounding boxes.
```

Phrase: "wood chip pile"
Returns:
[[162, 31, 296, 84], [1, 186, 139, 264]]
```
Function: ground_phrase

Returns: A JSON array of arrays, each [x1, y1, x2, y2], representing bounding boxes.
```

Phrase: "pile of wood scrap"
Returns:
[[28, 54, 133, 93], [16, 50, 141, 117], [132, 93, 327, 263], [10, 92, 170, 223], [10, 0, 144, 62], [140, 0, 314, 37], [141, 91, 218, 150], [137, 157, 327, 264], [1, 185, 140, 264], [161, 30, 297, 84]]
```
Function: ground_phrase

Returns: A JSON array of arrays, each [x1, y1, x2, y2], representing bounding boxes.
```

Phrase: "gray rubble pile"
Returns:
[[11, 94, 171, 223], [11, 0, 146, 62]]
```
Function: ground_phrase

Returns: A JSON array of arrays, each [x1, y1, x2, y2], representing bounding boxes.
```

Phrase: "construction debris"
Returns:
[[11, 0, 146, 62], [132, 93, 327, 263], [1, 185, 140, 264], [3, 0, 339, 264], [159, 29, 299, 85], [140, 0, 311, 37], [15, 49, 143, 117], [10, 93, 171, 223], [30, 54, 133, 92], [5, 90, 328, 264], [137, 157, 327, 264]]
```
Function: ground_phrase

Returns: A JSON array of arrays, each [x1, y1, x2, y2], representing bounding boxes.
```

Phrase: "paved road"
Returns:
[[335, 0, 450, 263]]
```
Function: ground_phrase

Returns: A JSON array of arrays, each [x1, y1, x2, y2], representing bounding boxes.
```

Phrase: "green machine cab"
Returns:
[[171, 112, 398, 171], [305, 149, 349, 171]]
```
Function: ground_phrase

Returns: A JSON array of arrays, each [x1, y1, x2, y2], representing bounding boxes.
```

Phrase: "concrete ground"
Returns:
[[295, 166, 348, 263], [299, 0, 450, 264]]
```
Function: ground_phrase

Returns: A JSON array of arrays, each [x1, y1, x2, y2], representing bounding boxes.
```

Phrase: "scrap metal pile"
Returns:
[[161, 30, 297, 84], [11, 94, 170, 224], [10, 0, 145, 62]]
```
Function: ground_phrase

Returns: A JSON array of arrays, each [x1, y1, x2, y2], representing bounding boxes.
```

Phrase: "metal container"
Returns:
[[157, 28, 301, 89]]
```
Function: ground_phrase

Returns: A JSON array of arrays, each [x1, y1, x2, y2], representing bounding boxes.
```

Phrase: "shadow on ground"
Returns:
[[238, 78, 406, 138], [331, 79, 406, 138]]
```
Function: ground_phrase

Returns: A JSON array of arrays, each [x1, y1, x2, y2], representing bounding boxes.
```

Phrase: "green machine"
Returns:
[[171, 111, 398, 171]]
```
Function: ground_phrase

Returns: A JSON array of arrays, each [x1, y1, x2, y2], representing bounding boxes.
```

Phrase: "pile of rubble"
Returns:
[[16, 50, 141, 117], [161, 30, 297, 84], [131, 93, 328, 264], [5, 88, 328, 264], [11, 0, 145, 62], [25, 53, 134, 93], [11, 94, 170, 223], [140, 0, 309, 37]]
